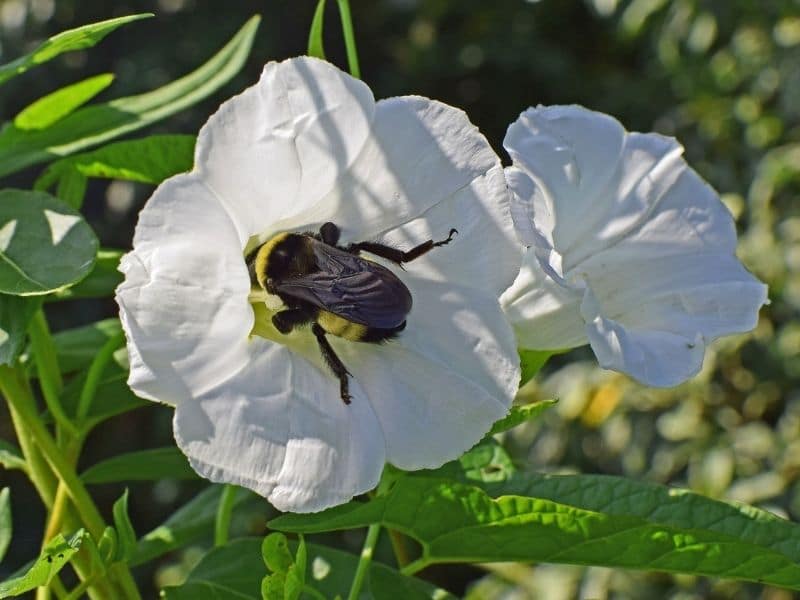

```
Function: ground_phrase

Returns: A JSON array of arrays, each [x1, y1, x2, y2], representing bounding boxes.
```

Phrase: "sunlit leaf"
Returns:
[[0, 16, 260, 178], [14, 74, 115, 131], [271, 474, 800, 590], [0, 15, 151, 86], [0, 529, 85, 598], [0, 190, 97, 296], [81, 447, 197, 484], [519, 349, 554, 386], [487, 400, 557, 435]]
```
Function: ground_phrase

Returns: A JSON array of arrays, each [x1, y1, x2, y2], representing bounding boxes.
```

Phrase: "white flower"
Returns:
[[500, 105, 767, 387], [116, 57, 520, 513]]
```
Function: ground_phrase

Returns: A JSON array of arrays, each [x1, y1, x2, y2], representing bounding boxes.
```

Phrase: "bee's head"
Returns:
[[253, 233, 312, 289]]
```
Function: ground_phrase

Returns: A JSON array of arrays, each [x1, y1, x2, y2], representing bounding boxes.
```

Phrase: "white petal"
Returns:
[[582, 253, 768, 343], [373, 164, 520, 295], [280, 96, 504, 247], [339, 277, 517, 470], [195, 57, 376, 245], [500, 251, 586, 350], [174, 340, 386, 513], [581, 285, 707, 387], [115, 174, 253, 405]]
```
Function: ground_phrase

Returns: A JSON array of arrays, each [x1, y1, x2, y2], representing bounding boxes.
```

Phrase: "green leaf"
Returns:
[[487, 400, 558, 435], [0, 16, 260, 178], [0, 294, 40, 365], [162, 538, 453, 600], [0, 14, 151, 87], [271, 474, 800, 591], [262, 533, 294, 573], [0, 488, 10, 563], [132, 485, 256, 566], [519, 349, 554, 386], [307, 0, 327, 59], [50, 249, 123, 300], [421, 438, 517, 485], [54, 168, 88, 209], [261, 533, 304, 600], [36, 136, 195, 205], [15, 74, 115, 131], [81, 447, 197, 484], [48, 317, 121, 374], [112, 489, 136, 562], [0, 440, 26, 472], [0, 190, 97, 295], [0, 529, 85, 598]]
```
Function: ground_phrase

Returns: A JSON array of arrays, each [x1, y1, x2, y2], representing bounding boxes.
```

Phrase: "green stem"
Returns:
[[76, 331, 124, 423], [214, 485, 237, 546], [28, 311, 77, 438], [0, 365, 141, 600], [347, 523, 381, 600], [336, 0, 360, 78], [399, 557, 430, 576]]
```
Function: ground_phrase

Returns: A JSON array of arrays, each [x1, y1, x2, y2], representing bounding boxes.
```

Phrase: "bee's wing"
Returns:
[[273, 242, 412, 329]]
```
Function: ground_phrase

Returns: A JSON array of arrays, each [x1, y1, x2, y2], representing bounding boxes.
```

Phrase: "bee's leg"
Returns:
[[318, 222, 341, 246], [345, 228, 458, 265], [311, 323, 352, 405], [272, 307, 315, 335]]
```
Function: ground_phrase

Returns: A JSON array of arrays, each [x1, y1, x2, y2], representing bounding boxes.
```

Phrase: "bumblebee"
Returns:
[[247, 221, 457, 404]]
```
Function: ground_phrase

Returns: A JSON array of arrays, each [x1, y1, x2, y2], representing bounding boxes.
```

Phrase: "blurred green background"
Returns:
[[0, 0, 798, 598]]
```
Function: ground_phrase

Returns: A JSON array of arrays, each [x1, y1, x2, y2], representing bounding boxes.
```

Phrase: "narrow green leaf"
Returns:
[[0, 294, 40, 365], [162, 538, 452, 600], [307, 0, 327, 59], [48, 317, 121, 374], [271, 474, 800, 591], [54, 168, 88, 209], [81, 447, 197, 484], [50, 249, 123, 300], [0, 488, 10, 563], [487, 399, 558, 435], [0, 16, 260, 178], [519, 349, 554, 386], [0, 440, 26, 472], [112, 489, 136, 562], [0, 14, 151, 87], [15, 74, 115, 131], [132, 485, 256, 566], [37, 136, 195, 200], [60, 361, 147, 427], [0, 190, 97, 295], [0, 529, 85, 598]]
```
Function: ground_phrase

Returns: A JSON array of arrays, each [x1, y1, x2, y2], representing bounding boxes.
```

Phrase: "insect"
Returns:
[[247, 221, 457, 404]]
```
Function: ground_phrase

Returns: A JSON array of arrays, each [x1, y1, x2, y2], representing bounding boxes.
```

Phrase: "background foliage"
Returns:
[[0, 0, 797, 598]]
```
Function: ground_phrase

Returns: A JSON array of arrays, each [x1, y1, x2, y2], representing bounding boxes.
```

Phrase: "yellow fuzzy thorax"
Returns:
[[254, 232, 290, 289]]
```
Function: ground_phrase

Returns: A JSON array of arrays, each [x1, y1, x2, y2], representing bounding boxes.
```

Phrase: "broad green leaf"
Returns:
[[0, 16, 260, 178], [307, 0, 327, 59], [15, 74, 115, 131], [132, 485, 256, 566], [0, 488, 10, 563], [81, 447, 197, 484], [50, 249, 123, 300], [162, 538, 453, 600], [519, 349, 554, 386], [54, 167, 87, 209], [112, 489, 136, 561], [487, 400, 558, 435], [0, 440, 25, 472], [0, 529, 85, 598], [48, 317, 121, 374], [0, 190, 97, 295], [271, 474, 800, 590], [0, 294, 40, 365], [0, 15, 151, 87], [36, 135, 195, 204], [422, 438, 517, 485]]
